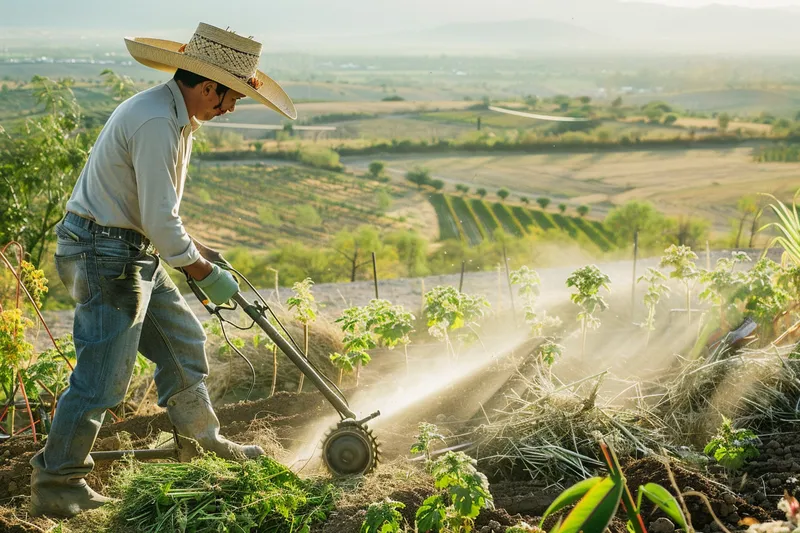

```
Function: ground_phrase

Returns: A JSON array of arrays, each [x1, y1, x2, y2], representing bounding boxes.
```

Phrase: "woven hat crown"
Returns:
[[182, 23, 262, 81]]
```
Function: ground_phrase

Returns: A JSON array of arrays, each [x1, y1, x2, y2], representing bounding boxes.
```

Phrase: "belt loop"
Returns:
[[100, 226, 111, 237]]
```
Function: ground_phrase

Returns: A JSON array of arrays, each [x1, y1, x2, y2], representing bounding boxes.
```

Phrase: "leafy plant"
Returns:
[[699, 252, 750, 330], [761, 190, 800, 266], [415, 451, 494, 533], [703, 416, 760, 472], [739, 258, 791, 339], [538, 341, 564, 367], [424, 286, 490, 359], [410, 422, 447, 467], [332, 305, 375, 386], [565, 265, 611, 358], [541, 441, 689, 533], [287, 277, 317, 392], [511, 266, 562, 338], [638, 267, 670, 343], [361, 499, 406, 533], [365, 299, 415, 375], [660, 244, 699, 321]]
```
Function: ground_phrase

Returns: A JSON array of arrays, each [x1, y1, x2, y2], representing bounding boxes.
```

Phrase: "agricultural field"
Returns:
[[2, 240, 800, 533], [181, 163, 435, 250], [344, 147, 800, 237]]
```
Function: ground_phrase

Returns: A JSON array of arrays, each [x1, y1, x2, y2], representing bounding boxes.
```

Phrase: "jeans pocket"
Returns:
[[55, 252, 92, 305], [94, 237, 143, 259]]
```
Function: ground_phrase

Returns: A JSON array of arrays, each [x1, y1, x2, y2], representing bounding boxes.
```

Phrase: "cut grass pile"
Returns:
[[111, 455, 335, 533]]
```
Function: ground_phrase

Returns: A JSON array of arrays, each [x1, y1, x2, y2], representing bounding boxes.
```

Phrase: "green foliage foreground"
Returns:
[[112, 455, 335, 533]]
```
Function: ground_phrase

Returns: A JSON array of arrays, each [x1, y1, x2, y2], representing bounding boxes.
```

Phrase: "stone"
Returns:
[[769, 478, 783, 488], [649, 517, 675, 533], [7, 481, 17, 495], [723, 493, 737, 504]]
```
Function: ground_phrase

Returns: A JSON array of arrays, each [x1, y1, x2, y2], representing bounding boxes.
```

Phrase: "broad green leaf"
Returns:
[[416, 495, 447, 533], [539, 477, 604, 527], [639, 484, 688, 531], [557, 476, 623, 533]]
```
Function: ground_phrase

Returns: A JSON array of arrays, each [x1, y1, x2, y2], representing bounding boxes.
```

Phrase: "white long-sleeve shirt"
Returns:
[[65, 79, 201, 267]]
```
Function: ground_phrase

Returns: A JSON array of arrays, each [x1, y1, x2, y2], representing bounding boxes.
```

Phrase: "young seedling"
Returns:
[[659, 244, 700, 325], [287, 277, 317, 393], [637, 267, 670, 345], [538, 341, 564, 367], [252, 333, 279, 397], [332, 305, 375, 387], [410, 422, 447, 468], [415, 451, 494, 533], [365, 299, 415, 376], [424, 286, 490, 360], [565, 265, 611, 359], [704, 416, 760, 473], [361, 499, 406, 533], [510, 266, 562, 338], [699, 252, 750, 330], [540, 441, 689, 533]]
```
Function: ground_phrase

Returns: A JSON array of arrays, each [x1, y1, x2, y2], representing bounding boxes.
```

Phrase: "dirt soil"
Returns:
[[0, 339, 795, 533]]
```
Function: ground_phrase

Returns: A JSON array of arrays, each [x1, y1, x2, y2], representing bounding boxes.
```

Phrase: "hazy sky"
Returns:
[[637, 0, 800, 6]]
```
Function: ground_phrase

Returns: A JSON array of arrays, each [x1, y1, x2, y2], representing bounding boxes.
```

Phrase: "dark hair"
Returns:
[[173, 68, 229, 96]]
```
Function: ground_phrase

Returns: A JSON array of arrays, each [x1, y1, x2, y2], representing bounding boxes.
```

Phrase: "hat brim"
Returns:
[[124, 37, 297, 120]]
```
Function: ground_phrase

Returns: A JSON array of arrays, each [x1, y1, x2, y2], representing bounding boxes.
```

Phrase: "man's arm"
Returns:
[[130, 118, 202, 271]]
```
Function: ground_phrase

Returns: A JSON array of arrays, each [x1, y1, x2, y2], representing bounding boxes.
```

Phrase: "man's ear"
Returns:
[[201, 81, 217, 97]]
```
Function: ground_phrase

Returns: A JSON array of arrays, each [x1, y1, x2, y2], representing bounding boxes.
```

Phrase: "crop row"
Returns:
[[428, 194, 617, 250]]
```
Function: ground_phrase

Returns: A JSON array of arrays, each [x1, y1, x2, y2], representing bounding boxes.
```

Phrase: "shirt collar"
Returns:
[[166, 79, 192, 130]]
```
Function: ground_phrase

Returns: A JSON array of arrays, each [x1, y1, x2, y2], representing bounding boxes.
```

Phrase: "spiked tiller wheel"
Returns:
[[321, 423, 380, 476]]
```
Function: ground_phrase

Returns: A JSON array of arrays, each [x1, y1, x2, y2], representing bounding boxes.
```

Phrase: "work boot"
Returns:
[[30, 452, 116, 518], [166, 382, 264, 461]]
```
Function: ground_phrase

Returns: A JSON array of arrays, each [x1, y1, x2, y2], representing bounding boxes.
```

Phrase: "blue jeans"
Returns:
[[30, 217, 208, 478]]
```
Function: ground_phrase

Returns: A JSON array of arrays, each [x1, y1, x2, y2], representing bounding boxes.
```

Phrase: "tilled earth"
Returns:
[[0, 389, 795, 533]]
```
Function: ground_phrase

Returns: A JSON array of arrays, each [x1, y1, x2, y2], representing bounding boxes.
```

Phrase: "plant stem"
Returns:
[[297, 323, 308, 393], [581, 316, 587, 360], [270, 344, 277, 397]]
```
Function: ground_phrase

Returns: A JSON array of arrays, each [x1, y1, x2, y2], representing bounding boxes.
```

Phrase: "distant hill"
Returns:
[[5, 0, 800, 53], [414, 18, 604, 50]]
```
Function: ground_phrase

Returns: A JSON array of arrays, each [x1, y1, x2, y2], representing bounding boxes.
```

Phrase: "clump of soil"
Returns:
[[623, 455, 782, 532]]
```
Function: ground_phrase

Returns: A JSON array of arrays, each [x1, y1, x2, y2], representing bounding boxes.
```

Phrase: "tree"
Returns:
[[368, 161, 385, 179], [663, 114, 678, 126], [496, 188, 510, 202], [604, 200, 666, 249], [430, 179, 445, 191], [0, 76, 90, 266], [455, 184, 469, 195], [332, 225, 383, 282], [611, 97, 623, 108], [668, 216, 710, 249], [718, 113, 731, 132], [100, 69, 137, 101], [645, 107, 664, 123], [406, 166, 431, 190], [476, 188, 487, 199], [536, 197, 551, 210], [558, 203, 567, 214], [520, 196, 529, 205], [577, 205, 590, 218]]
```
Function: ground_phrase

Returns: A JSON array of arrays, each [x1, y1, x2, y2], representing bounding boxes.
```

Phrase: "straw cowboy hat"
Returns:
[[124, 22, 296, 120]]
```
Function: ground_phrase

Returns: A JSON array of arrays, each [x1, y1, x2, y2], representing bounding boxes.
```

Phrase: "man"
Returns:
[[29, 23, 296, 518]]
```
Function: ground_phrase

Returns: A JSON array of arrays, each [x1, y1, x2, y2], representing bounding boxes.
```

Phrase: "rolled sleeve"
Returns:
[[129, 118, 200, 268]]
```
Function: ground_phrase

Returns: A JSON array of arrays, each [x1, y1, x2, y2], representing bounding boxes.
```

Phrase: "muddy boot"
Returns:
[[29, 452, 115, 518], [166, 382, 264, 461]]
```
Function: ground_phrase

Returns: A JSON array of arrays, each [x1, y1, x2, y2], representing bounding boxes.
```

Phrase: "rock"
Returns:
[[723, 493, 737, 504], [769, 478, 783, 488], [719, 502, 735, 517], [768, 440, 781, 449], [791, 463, 800, 473], [487, 520, 501, 530], [7, 481, 17, 495], [649, 517, 675, 533]]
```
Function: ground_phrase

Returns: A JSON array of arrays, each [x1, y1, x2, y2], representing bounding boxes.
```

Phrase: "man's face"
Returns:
[[196, 81, 245, 121]]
